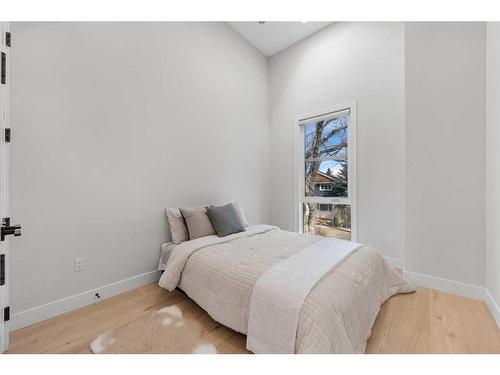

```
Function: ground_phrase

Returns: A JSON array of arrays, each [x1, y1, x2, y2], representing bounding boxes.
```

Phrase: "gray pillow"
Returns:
[[206, 203, 245, 237], [180, 207, 216, 240]]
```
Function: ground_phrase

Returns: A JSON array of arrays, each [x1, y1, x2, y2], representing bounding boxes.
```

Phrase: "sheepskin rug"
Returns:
[[90, 304, 218, 354]]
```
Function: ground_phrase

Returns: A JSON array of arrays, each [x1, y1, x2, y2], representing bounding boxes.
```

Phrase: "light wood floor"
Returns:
[[8, 283, 500, 354]]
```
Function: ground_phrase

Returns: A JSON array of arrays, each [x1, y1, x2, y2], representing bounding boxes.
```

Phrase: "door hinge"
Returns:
[[5, 32, 11, 47], [1, 51, 5, 84], [0, 254, 5, 286], [1, 217, 21, 241], [3, 307, 10, 322], [4, 128, 11, 143]]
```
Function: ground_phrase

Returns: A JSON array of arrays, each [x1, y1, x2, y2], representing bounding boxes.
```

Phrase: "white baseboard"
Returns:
[[402, 270, 500, 329], [11, 270, 162, 331], [485, 289, 500, 329], [403, 270, 485, 300], [10, 266, 500, 332], [383, 256, 404, 269]]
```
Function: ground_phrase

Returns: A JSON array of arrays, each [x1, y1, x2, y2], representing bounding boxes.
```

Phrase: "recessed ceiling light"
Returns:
[[301, 21, 307, 23]]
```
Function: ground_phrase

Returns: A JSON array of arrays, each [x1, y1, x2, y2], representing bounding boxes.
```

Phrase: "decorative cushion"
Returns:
[[232, 202, 249, 228], [206, 203, 246, 237], [165, 208, 189, 244], [180, 207, 216, 240]]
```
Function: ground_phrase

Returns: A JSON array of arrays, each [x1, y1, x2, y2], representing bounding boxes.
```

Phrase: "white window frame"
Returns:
[[295, 101, 357, 241]]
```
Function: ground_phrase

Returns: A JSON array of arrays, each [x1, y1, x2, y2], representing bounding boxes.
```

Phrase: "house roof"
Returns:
[[315, 171, 336, 182]]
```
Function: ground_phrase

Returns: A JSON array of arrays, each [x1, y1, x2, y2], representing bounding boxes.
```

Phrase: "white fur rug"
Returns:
[[90, 304, 218, 354]]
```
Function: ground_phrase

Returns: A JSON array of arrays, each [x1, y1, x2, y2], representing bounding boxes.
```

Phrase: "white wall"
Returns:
[[10, 22, 269, 313], [405, 23, 486, 287], [268, 22, 405, 260], [486, 22, 500, 316], [9, 21, 497, 327]]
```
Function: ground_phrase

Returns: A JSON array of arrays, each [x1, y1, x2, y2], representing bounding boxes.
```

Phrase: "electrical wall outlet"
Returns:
[[74, 257, 86, 272]]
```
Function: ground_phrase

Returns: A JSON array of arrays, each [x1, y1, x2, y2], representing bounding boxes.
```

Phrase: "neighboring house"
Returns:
[[310, 172, 350, 231], [308, 172, 335, 213]]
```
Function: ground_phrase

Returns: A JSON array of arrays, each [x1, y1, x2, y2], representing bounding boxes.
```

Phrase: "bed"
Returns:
[[158, 224, 415, 354]]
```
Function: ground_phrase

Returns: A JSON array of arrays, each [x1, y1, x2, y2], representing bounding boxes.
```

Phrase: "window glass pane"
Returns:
[[305, 160, 348, 197], [303, 203, 351, 240], [317, 203, 333, 211], [304, 114, 348, 160]]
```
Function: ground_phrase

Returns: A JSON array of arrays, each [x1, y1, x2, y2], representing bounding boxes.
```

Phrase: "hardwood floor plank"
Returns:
[[9, 283, 500, 354]]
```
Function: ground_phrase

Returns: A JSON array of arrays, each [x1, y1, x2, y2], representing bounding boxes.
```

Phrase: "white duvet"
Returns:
[[158, 225, 415, 353], [247, 236, 361, 353]]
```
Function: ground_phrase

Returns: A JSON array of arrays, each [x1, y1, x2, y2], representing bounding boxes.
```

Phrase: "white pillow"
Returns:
[[165, 208, 189, 244], [233, 202, 249, 227]]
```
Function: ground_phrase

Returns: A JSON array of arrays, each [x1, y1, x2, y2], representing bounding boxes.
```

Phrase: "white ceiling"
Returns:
[[227, 22, 333, 57]]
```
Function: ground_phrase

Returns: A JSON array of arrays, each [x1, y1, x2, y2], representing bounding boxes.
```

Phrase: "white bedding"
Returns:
[[158, 242, 176, 271], [247, 237, 362, 353], [158, 225, 415, 353], [159, 225, 278, 291]]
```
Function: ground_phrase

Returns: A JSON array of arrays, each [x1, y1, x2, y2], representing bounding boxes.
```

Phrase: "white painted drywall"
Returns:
[[9, 21, 495, 325], [486, 22, 500, 310], [268, 22, 405, 260], [405, 22, 486, 286], [227, 22, 332, 57], [9, 22, 269, 313]]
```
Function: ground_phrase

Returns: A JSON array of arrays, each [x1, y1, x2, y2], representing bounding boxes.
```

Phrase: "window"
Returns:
[[318, 183, 333, 191], [298, 104, 356, 241], [318, 203, 333, 211]]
